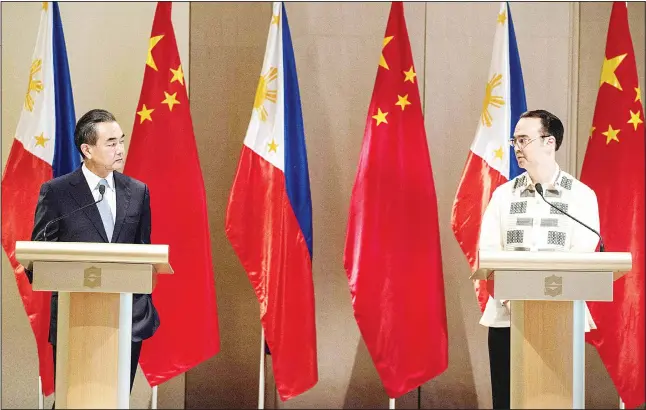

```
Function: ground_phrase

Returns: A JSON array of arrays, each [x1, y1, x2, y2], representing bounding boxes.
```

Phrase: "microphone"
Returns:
[[535, 183, 605, 252], [39, 185, 106, 241]]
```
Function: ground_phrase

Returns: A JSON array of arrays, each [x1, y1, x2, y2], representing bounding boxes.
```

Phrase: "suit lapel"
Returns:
[[68, 167, 109, 242], [111, 172, 132, 243]]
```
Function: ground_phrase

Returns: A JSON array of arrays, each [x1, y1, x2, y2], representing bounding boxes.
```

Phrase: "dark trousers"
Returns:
[[488, 327, 511, 409], [52, 341, 142, 408]]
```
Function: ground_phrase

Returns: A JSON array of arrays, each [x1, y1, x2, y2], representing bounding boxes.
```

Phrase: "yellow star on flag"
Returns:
[[268, 139, 279, 153], [272, 14, 280, 25], [379, 36, 394, 70], [589, 126, 596, 139], [497, 10, 507, 25], [146, 35, 164, 71], [162, 91, 180, 111], [602, 124, 620, 144], [137, 104, 154, 123], [372, 108, 388, 126], [628, 110, 643, 131], [403, 66, 416, 83], [599, 53, 627, 90], [34, 132, 49, 147], [396, 94, 411, 111], [170, 65, 184, 85], [635, 87, 642, 103], [493, 146, 504, 160]]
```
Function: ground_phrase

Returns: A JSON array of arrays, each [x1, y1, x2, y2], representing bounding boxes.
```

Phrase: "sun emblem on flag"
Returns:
[[254, 67, 278, 122], [481, 73, 505, 128], [24, 59, 44, 112]]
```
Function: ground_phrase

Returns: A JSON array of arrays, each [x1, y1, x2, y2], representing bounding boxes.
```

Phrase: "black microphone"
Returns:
[[535, 183, 605, 252], [39, 185, 106, 241]]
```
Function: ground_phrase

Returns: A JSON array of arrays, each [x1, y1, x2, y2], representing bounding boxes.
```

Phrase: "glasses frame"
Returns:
[[509, 135, 551, 148]]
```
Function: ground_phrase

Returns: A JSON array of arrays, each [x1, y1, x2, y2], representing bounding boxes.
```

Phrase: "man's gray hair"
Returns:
[[74, 109, 117, 158]]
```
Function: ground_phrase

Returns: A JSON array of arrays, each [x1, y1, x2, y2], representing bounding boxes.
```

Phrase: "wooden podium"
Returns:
[[473, 250, 632, 409], [15, 241, 173, 409]]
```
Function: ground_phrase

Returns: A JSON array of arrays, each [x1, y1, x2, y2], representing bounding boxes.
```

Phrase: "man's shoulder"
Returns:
[[495, 172, 529, 194], [484, 173, 528, 208], [558, 170, 596, 198], [41, 167, 82, 191], [114, 171, 147, 192]]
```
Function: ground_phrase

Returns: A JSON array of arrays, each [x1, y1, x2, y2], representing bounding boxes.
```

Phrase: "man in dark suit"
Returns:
[[27, 108, 159, 395]]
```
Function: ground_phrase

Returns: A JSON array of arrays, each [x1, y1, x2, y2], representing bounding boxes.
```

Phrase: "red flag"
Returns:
[[580, 3, 645, 407], [123, 2, 220, 386], [343, 2, 448, 398]]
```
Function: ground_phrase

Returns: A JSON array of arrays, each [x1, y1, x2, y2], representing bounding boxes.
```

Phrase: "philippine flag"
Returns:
[[225, 2, 318, 401], [451, 2, 527, 312], [1, 2, 80, 396]]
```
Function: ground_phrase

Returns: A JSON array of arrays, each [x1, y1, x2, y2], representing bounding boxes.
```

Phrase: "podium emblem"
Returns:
[[544, 274, 562, 297], [84, 266, 102, 288]]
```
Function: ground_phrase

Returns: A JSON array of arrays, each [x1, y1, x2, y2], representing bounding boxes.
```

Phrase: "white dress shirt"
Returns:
[[82, 163, 117, 222], [477, 165, 600, 331]]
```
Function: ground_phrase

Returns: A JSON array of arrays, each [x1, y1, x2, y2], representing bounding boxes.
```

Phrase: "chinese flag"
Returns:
[[343, 2, 448, 398], [123, 2, 220, 386], [580, 2, 645, 407]]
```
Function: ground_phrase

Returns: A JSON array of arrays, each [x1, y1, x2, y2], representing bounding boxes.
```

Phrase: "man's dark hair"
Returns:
[[74, 109, 117, 158], [519, 109, 564, 151]]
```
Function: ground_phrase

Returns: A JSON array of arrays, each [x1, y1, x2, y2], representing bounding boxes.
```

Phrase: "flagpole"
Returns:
[[258, 328, 265, 409], [38, 377, 43, 409], [389, 398, 395, 409], [152, 385, 158, 409]]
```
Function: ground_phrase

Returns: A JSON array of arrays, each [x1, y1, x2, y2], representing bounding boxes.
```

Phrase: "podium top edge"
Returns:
[[476, 250, 632, 273], [16, 241, 168, 251], [15, 241, 170, 268]]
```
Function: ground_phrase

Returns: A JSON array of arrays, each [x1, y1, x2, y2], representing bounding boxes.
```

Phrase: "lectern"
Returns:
[[473, 250, 632, 409], [15, 241, 173, 409]]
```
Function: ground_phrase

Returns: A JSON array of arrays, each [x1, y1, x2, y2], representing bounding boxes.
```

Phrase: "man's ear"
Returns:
[[81, 143, 92, 160]]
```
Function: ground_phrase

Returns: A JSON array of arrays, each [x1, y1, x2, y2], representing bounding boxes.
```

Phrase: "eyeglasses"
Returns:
[[509, 135, 551, 148]]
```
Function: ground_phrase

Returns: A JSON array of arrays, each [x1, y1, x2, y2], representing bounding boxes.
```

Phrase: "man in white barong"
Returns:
[[478, 109, 600, 409]]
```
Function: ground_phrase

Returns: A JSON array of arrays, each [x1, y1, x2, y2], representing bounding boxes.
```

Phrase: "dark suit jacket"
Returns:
[[27, 166, 159, 344]]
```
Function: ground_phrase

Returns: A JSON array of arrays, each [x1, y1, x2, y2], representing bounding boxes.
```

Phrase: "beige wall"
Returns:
[[2, 2, 644, 409], [1, 2, 189, 408]]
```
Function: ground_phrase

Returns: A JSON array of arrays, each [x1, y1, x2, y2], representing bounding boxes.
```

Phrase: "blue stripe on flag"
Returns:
[[281, 3, 313, 258], [507, 2, 526, 180], [52, 2, 80, 178]]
